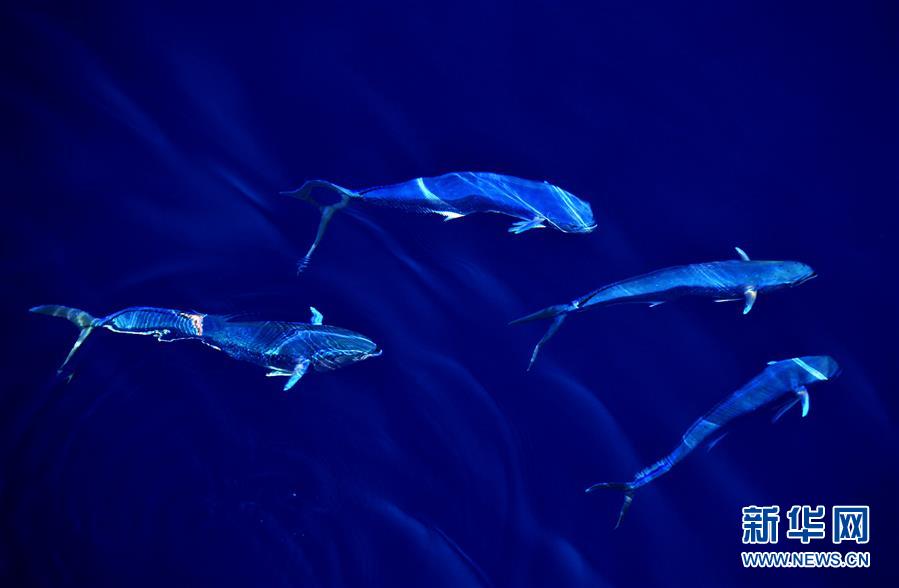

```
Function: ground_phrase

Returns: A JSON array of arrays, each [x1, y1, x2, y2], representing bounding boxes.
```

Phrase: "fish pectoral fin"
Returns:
[[155, 329, 174, 341], [735, 246, 751, 261], [284, 360, 310, 391], [266, 370, 290, 377], [772, 386, 810, 422], [706, 432, 729, 452], [158, 330, 195, 342], [508, 218, 546, 234], [309, 306, 323, 325], [435, 210, 465, 221], [772, 397, 800, 423], [743, 287, 758, 315], [648, 301, 665, 308], [714, 298, 742, 303], [796, 386, 810, 417]]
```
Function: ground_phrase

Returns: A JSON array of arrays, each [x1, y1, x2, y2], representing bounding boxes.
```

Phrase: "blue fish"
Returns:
[[30, 305, 380, 390], [586, 356, 841, 528], [283, 172, 596, 271], [511, 248, 816, 369]]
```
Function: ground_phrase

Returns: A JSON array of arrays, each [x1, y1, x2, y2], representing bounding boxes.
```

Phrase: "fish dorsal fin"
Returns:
[[796, 386, 810, 417], [735, 246, 750, 261], [743, 287, 758, 315], [309, 306, 323, 325]]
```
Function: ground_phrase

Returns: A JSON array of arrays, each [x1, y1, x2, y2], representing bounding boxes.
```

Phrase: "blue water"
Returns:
[[2, 2, 897, 586]]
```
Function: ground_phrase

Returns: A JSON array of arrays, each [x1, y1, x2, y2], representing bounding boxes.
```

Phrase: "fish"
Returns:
[[29, 305, 381, 391], [585, 355, 841, 528], [282, 172, 596, 271], [510, 248, 817, 370]]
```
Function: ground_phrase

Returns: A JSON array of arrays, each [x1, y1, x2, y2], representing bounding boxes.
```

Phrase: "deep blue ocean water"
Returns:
[[2, 2, 897, 586]]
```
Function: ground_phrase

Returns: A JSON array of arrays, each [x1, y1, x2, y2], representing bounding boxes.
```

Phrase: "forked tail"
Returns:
[[281, 180, 357, 273], [584, 481, 636, 529], [30, 305, 99, 374], [508, 303, 574, 371]]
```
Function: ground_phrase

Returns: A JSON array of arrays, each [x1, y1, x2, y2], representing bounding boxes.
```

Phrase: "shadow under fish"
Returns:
[[585, 356, 841, 528], [282, 172, 596, 272], [511, 247, 817, 370], [30, 305, 381, 391]]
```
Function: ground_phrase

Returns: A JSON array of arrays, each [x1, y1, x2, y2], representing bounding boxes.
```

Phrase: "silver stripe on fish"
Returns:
[[791, 357, 828, 381]]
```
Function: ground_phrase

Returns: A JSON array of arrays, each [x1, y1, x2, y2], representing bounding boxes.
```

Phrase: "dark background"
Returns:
[[1, 1, 896, 586]]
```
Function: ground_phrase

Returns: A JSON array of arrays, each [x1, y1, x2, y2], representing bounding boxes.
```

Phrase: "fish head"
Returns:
[[556, 192, 597, 233], [791, 355, 841, 385], [537, 184, 597, 233], [767, 355, 840, 380], [313, 329, 382, 370], [777, 261, 817, 287], [757, 260, 816, 289]]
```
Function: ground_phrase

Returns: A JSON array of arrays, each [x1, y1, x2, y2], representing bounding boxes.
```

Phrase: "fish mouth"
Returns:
[[367, 347, 383, 358], [794, 273, 817, 286]]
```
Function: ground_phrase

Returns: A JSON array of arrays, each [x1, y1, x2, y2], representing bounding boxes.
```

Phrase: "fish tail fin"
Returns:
[[509, 303, 574, 371], [30, 305, 95, 328], [281, 180, 357, 273], [584, 481, 636, 529], [29, 305, 98, 374], [508, 303, 573, 326]]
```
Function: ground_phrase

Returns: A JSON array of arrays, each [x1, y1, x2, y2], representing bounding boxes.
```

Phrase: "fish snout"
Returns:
[[820, 356, 841, 379], [786, 261, 817, 287], [794, 271, 817, 286]]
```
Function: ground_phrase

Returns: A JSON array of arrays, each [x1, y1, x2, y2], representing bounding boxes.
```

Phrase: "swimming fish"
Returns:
[[585, 355, 840, 528], [29, 305, 381, 390], [510, 248, 816, 370], [282, 172, 596, 271]]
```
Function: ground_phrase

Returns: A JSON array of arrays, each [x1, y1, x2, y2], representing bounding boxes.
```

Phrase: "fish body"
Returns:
[[356, 172, 596, 233], [577, 259, 814, 309], [585, 356, 840, 527], [199, 316, 379, 374], [511, 248, 816, 370], [30, 305, 380, 390], [283, 172, 595, 271]]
